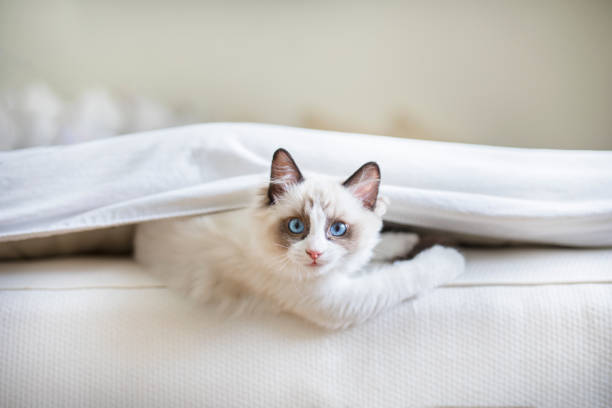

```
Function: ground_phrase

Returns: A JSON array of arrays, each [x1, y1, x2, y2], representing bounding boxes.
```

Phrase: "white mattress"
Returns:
[[1, 248, 611, 407]]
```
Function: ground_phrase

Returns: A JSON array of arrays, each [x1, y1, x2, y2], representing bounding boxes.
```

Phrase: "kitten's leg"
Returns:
[[290, 245, 464, 329], [371, 232, 419, 262]]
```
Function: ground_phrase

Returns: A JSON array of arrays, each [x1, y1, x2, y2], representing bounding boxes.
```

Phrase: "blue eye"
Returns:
[[288, 218, 305, 234], [329, 221, 347, 237]]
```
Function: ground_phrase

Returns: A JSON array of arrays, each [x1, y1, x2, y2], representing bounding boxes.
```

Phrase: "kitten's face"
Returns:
[[256, 149, 385, 279]]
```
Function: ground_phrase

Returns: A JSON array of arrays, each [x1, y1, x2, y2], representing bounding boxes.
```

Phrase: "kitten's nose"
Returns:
[[306, 249, 322, 260]]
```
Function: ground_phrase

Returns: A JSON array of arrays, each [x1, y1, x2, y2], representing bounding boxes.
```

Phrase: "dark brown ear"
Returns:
[[342, 162, 380, 210], [268, 148, 304, 204]]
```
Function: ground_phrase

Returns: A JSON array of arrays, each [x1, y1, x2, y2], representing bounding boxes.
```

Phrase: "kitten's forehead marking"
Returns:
[[303, 192, 332, 216], [305, 200, 328, 251], [304, 197, 314, 213], [309, 201, 327, 229]]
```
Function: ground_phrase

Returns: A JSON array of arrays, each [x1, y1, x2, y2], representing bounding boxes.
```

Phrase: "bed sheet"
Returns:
[[2, 123, 611, 246]]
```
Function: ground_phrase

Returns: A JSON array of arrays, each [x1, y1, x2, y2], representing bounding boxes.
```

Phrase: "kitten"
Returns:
[[134, 148, 465, 329]]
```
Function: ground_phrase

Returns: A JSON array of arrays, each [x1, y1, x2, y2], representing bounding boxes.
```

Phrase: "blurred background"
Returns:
[[1, 0, 611, 150]]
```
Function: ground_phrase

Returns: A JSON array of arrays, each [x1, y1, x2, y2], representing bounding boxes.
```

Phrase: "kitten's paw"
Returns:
[[396, 232, 420, 251], [373, 232, 420, 261], [413, 245, 465, 288], [384, 232, 420, 254]]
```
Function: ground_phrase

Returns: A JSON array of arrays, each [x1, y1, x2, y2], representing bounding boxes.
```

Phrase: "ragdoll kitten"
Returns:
[[134, 149, 465, 329]]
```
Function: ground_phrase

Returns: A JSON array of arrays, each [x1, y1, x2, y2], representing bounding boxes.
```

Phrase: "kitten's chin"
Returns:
[[295, 261, 336, 278], [271, 259, 332, 280]]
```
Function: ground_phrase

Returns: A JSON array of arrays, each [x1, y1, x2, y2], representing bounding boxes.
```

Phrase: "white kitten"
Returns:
[[134, 149, 465, 329]]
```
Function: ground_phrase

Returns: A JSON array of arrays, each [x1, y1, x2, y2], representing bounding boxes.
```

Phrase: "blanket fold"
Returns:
[[1, 123, 611, 246]]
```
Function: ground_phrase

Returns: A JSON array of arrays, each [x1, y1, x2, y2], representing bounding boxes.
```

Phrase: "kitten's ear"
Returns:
[[268, 148, 304, 204], [342, 162, 380, 211]]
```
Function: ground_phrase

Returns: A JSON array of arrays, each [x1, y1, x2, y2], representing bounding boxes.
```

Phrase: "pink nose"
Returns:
[[306, 250, 322, 260]]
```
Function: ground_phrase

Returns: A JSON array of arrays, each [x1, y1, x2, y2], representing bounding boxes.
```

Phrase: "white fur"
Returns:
[[134, 174, 465, 329]]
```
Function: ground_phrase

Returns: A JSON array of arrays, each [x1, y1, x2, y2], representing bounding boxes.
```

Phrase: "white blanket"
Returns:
[[1, 122, 611, 246]]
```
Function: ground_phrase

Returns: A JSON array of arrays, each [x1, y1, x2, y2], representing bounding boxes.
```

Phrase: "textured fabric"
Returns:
[[1, 122, 611, 246], [1, 248, 611, 407]]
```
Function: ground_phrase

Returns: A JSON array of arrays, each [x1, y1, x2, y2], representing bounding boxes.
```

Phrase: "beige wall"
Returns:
[[1, 0, 611, 149]]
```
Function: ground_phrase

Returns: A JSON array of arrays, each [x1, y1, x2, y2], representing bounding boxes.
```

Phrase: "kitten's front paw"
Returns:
[[373, 232, 419, 261], [394, 232, 420, 253], [413, 245, 465, 288]]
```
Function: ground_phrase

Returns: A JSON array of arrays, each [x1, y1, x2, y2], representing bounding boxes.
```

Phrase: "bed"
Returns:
[[1, 247, 611, 407], [1, 123, 611, 407]]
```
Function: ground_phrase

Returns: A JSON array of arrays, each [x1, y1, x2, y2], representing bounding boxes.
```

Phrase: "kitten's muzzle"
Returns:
[[305, 249, 322, 261]]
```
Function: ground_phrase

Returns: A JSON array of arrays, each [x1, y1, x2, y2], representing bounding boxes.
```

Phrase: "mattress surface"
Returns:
[[1, 248, 611, 407]]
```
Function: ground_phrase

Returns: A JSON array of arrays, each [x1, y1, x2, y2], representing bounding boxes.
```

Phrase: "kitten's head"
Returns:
[[255, 148, 386, 279]]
